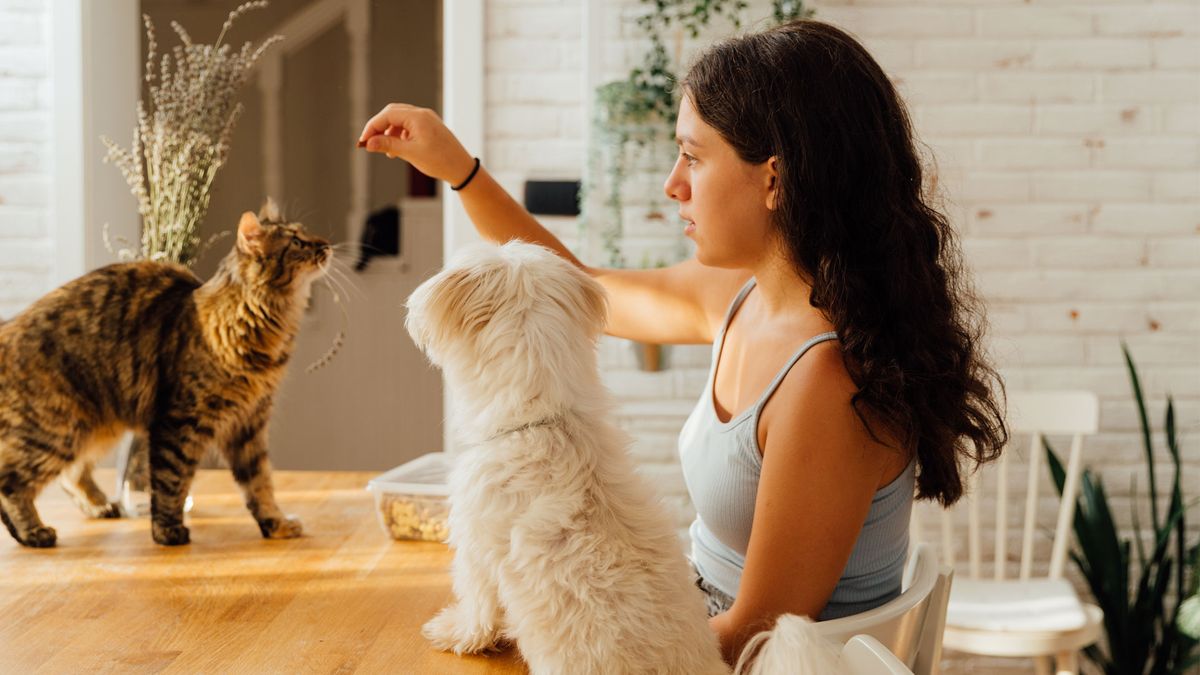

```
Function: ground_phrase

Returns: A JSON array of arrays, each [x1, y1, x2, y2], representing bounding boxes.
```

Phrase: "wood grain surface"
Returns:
[[0, 470, 526, 674]]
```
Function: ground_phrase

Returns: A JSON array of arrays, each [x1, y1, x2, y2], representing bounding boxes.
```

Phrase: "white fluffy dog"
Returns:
[[406, 241, 845, 675]]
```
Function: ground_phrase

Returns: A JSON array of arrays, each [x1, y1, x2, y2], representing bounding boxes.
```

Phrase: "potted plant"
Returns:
[[1045, 343, 1199, 673], [102, 1, 281, 515]]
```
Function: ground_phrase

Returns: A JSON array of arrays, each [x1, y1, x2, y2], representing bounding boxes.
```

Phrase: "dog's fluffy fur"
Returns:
[[406, 241, 847, 675]]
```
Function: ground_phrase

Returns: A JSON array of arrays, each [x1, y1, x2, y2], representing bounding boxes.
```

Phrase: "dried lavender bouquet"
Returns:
[[100, 2, 282, 508], [103, 0, 282, 265]]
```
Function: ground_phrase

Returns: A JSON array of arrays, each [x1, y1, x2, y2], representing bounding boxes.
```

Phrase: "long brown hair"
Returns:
[[683, 20, 1007, 505]]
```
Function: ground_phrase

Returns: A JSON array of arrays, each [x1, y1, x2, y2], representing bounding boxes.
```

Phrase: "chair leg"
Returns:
[[1054, 650, 1079, 675], [1034, 655, 1054, 675]]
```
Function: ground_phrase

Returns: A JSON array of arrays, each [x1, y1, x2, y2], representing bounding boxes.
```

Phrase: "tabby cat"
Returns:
[[0, 200, 329, 547]]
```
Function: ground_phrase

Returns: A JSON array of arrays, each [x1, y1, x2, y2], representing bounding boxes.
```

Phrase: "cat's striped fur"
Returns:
[[0, 201, 329, 547]]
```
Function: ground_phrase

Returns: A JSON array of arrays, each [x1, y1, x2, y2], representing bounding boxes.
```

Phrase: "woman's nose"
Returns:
[[663, 159, 690, 202]]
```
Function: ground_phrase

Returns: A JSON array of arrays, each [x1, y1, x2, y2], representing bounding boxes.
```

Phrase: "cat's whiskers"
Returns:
[[324, 255, 366, 301], [303, 256, 353, 375], [318, 271, 351, 305], [328, 242, 363, 262], [304, 281, 349, 375]]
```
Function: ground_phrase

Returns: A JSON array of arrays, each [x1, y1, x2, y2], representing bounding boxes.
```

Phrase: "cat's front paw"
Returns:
[[18, 525, 57, 548], [422, 605, 502, 655], [88, 502, 122, 519], [152, 522, 190, 546], [259, 515, 303, 539]]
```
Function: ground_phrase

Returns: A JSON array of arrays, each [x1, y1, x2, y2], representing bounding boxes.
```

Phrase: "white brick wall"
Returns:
[[486, 0, 1198, 670], [0, 0, 52, 318]]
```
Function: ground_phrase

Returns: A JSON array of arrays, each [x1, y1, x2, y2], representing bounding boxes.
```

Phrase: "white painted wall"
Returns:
[[0, 0, 55, 316]]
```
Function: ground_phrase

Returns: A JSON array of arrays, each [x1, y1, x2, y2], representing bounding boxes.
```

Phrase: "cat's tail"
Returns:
[[732, 614, 846, 675]]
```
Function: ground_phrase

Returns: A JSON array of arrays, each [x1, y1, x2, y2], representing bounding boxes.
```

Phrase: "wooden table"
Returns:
[[0, 470, 526, 674]]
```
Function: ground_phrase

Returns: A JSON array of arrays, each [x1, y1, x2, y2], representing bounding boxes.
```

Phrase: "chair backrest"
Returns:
[[939, 390, 1099, 581], [817, 544, 954, 675], [842, 635, 914, 675]]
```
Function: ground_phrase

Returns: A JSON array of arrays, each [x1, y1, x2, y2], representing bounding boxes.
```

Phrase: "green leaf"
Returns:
[[1046, 439, 1066, 495], [1123, 341, 1160, 530], [1165, 398, 1188, 622], [1132, 477, 1148, 570]]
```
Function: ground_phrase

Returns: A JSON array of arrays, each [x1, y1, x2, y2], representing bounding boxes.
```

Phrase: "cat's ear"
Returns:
[[258, 197, 282, 224], [238, 211, 265, 254]]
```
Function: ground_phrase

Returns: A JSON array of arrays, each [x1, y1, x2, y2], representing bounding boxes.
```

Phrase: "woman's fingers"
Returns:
[[383, 125, 411, 139], [357, 103, 417, 145], [364, 134, 403, 157], [356, 103, 470, 181], [361, 120, 413, 159]]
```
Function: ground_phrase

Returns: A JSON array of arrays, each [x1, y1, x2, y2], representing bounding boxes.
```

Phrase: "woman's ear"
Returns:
[[764, 156, 780, 211]]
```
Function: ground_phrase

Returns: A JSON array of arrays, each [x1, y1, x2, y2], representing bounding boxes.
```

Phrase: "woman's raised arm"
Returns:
[[358, 104, 747, 344]]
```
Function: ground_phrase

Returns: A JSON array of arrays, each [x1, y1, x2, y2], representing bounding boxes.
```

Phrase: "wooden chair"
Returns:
[[818, 544, 954, 675], [938, 390, 1103, 675]]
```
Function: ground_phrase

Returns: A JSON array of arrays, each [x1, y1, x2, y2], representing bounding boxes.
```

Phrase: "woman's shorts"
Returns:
[[690, 559, 735, 618]]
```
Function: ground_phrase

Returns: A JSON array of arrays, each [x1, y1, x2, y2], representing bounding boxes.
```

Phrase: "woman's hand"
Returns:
[[356, 103, 477, 186]]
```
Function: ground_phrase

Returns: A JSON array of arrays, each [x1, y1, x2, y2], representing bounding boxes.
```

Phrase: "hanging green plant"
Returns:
[[580, 0, 812, 269]]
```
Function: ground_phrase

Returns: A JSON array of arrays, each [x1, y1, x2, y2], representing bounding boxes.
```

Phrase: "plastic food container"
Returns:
[[366, 452, 453, 542]]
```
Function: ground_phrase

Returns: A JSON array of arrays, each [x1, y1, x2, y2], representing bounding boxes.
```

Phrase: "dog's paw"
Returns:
[[422, 606, 502, 655], [152, 522, 190, 546], [259, 515, 303, 539]]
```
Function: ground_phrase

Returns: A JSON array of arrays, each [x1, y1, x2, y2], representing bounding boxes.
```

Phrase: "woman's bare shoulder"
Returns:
[[759, 339, 908, 485]]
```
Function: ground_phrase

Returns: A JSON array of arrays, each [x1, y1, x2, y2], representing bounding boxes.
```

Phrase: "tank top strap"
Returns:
[[752, 330, 840, 413]]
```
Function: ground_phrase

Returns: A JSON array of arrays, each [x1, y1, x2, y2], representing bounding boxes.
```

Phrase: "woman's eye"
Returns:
[[681, 152, 697, 166]]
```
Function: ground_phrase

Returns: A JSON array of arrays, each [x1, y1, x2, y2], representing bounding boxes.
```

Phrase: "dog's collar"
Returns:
[[485, 414, 564, 442]]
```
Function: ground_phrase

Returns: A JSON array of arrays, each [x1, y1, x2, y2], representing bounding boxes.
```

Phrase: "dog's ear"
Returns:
[[406, 267, 492, 356]]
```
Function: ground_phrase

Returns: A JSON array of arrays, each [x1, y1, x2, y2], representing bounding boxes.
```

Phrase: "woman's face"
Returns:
[[663, 94, 777, 270]]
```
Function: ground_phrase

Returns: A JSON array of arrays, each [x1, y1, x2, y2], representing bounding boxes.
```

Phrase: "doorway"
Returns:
[[138, 0, 446, 470]]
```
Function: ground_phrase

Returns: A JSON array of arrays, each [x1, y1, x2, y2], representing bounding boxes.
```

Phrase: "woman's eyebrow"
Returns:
[[675, 134, 702, 148]]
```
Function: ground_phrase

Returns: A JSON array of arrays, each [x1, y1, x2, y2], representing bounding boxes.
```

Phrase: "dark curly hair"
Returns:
[[682, 19, 1007, 506]]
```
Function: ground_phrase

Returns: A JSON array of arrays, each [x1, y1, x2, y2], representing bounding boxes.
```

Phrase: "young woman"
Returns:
[[358, 19, 1007, 664]]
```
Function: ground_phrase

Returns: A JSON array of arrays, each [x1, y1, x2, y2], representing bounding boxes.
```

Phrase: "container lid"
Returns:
[[366, 452, 452, 497]]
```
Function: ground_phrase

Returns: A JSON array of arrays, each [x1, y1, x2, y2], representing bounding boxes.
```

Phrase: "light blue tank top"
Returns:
[[679, 278, 915, 621]]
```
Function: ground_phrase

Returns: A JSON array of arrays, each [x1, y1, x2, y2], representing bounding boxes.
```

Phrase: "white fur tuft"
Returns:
[[735, 614, 847, 675]]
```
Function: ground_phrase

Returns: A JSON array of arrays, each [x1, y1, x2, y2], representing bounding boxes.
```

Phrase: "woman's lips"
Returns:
[[680, 213, 695, 235]]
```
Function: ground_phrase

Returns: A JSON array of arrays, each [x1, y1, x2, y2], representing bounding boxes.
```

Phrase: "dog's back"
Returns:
[[460, 412, 727, 675]]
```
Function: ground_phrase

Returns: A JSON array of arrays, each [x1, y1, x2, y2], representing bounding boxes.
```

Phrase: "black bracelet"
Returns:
[[451, 157, 481, 191]]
